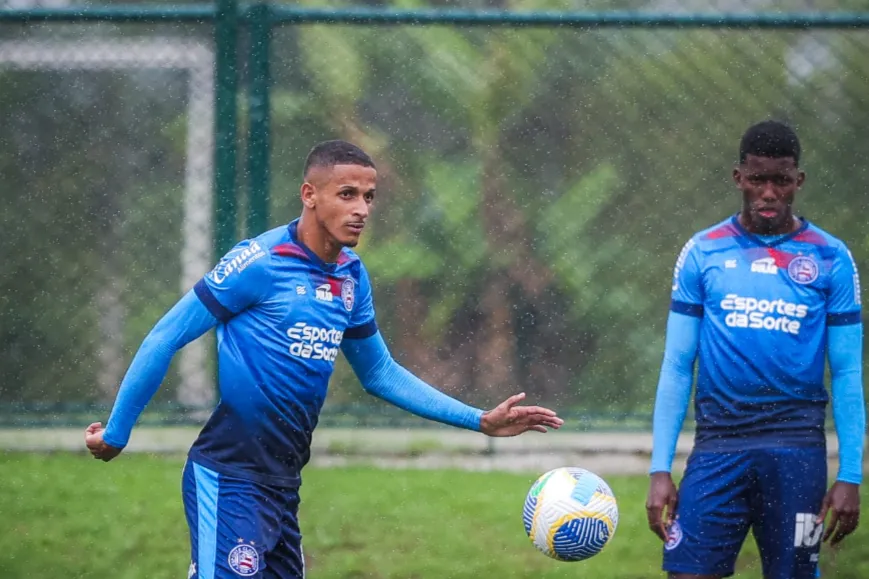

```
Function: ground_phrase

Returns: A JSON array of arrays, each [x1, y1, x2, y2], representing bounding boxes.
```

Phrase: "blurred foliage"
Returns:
[[2, 1, 869, 419]]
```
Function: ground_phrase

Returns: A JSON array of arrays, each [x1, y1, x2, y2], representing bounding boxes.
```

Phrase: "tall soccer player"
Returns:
[[645, 121, 864, 579], [84, 140, 564, 578]]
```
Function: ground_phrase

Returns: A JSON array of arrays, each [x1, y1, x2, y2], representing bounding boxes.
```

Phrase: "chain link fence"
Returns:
[[2, 1, 868, 428]]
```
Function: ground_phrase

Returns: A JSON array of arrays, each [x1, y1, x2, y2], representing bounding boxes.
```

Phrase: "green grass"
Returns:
[[1, 452, 867, 578]]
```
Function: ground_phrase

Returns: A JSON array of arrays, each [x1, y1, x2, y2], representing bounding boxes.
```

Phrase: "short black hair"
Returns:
[[303, 140, 375, 178], [739, 120, 801, 166]]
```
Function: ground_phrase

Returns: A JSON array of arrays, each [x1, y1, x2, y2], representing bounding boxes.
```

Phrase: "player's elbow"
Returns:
[[830, 364, 862, 380], [661, 356, 694, 382], [139, 329, 182, 361], [359, 377, 390, 399]]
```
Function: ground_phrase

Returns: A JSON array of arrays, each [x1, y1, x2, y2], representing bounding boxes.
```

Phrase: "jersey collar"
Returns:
[[287, 219, 339, 272], [729, 214, 809, 248]]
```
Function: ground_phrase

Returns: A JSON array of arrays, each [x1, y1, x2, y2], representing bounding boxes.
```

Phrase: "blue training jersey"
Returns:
[[672, 215, 862, 451], [189, 219, 377, 486]]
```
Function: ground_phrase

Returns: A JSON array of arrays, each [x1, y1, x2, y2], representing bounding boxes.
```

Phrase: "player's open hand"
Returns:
[[646, 472, 679, 542], [84, 422, 123, 462], [479, 393, 563, 437], [818, 481, 860, 546]]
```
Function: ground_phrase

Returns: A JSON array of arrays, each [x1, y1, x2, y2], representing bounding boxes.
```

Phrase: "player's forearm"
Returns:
[[342, 333, 484, 431], [104, 291, 218, 448], [103, 336, 178, 448], [829, 323, 865, 484], [649, 312, 700, 474], [650, 367, 693, 474]]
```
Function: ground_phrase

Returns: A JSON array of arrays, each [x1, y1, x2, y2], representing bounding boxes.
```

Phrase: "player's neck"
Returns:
[[737, 212, 800, 236], [296, 216, 342, 263]]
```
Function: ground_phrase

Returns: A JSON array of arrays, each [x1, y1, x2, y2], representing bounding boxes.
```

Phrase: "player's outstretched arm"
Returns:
[[817, 322, 865, 545], [341, 332, 563, 437], [84, 290, 218, 461], [646, 311, 700, 542]]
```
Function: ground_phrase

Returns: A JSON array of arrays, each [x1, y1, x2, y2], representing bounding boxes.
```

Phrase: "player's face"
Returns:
[[733, 155, 805, 234], [303, 163, 376, 248]]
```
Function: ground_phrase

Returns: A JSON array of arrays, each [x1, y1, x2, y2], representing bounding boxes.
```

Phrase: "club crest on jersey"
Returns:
[[341, 278, 355, 312], [228, 543, 259, 576], [664, 521, 683, 551], [788, 256, 819, 285]]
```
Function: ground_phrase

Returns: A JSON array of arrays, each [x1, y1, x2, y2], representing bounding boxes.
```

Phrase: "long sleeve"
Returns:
[[828, 323, 865, 484], [341, 331, 484, 431], [649, 312, 701, 474], [103, 290, 218, 448]]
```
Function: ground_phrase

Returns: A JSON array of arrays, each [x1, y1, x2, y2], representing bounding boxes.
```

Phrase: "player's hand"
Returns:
[[646, 471, 679, 542], [84, 422, 123, 462], [479, 393, 563, 437], [817, 481, 860, 546]]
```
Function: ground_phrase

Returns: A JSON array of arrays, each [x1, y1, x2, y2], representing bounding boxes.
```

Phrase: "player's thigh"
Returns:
[[663, 451, 753, 578], [262, 492, 305, 579], [182, 460, 287, 578], [751, 447, 827, 579]]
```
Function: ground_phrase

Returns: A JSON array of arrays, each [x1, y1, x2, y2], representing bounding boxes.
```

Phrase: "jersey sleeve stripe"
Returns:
[[827, 310, 862, 326], [670, 300, 704, 318], [194, 279, 235, 323], [344, 320, 378, 340]]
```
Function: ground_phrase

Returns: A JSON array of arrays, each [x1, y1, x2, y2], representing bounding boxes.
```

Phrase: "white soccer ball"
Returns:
[[522, 467, 619, 561]]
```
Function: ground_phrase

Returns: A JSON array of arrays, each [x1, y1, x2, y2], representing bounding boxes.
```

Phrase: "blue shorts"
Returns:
[[663, 447, 826, 579], [182, 458, 305, 578]]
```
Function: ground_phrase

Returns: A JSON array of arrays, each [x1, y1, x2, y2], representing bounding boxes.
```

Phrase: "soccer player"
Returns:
[[645, 121, 864, 579], [84, 140, 563, 578]]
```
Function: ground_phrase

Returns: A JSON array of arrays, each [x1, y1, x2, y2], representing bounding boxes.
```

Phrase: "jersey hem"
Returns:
[[693, 435, 826, 452], [187, 449, 302, 488]]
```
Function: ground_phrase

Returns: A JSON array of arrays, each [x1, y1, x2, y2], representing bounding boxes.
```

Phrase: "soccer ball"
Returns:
[[522, 467, 619, 561]]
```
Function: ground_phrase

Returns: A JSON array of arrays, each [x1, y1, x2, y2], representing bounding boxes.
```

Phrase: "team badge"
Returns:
[[664, 521, 683, 551], [341, 278, 355, 312], [788, 256, 819, 285], [228, 544, 259, 576]]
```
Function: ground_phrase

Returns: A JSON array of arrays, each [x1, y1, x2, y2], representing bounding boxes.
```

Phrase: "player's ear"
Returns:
[[732, 166, 742, 186], [796, 170, 806, 188], [300, 181, 316, 209]]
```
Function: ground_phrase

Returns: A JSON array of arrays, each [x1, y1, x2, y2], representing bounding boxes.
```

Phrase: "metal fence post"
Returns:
[[214, 0, 239, 259], [247, 2, 272, 238]]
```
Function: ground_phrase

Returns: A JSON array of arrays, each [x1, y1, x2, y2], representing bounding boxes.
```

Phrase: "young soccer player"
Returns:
[[84, 140, 563, 578], [645, 121, 864, 579]]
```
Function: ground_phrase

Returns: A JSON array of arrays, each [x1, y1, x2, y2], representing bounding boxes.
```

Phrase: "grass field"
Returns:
[[1, 452, 868, 578]]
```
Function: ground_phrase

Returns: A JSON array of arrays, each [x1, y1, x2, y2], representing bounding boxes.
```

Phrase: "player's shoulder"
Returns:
[[674, 216, 737, 258], [694, 216, 742, 246], [336, 246, 363, 267], [209, 229, 279, 284], [261, 223, 323, 265], [793, 219, 851, 256], [252, 224, 294, 254], [222, 226, 287, 258], [335, 247, 371, 283]]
